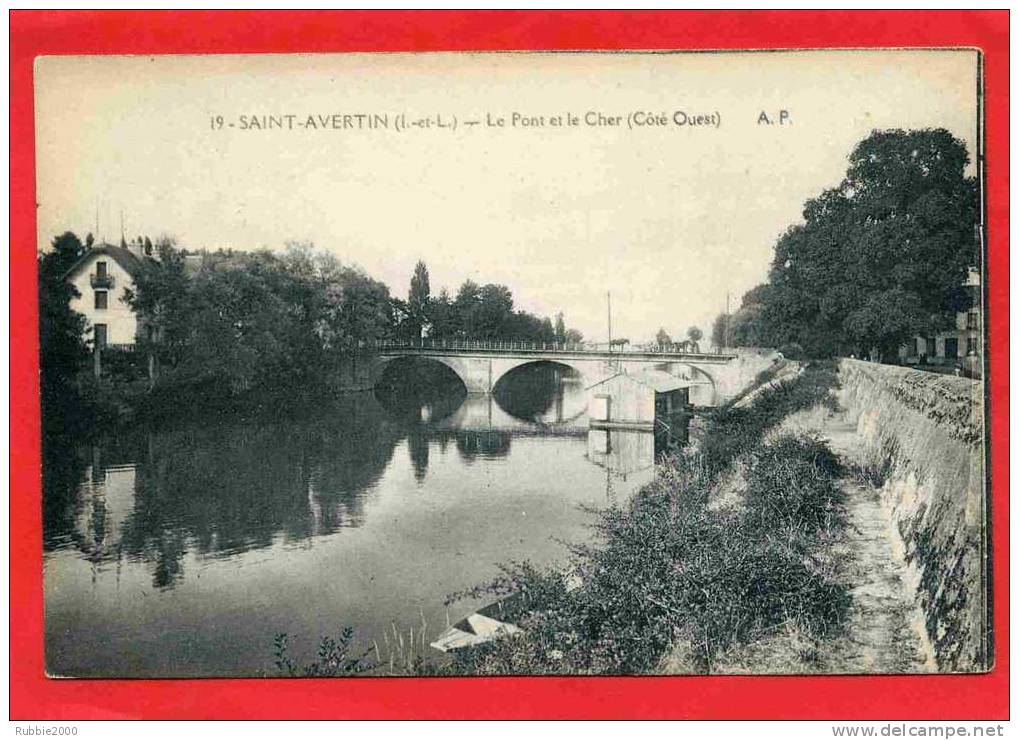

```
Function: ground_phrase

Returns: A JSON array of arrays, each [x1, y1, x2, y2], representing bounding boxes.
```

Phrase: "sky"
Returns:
[[35, 50, 979, 344]]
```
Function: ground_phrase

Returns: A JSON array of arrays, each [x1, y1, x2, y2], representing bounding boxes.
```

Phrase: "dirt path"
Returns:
[[661, 411, 935, 674], [789, 415, 935, 673]]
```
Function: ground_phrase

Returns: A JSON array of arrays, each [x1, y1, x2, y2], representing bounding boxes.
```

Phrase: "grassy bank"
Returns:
[[441, 361, 848, 675]]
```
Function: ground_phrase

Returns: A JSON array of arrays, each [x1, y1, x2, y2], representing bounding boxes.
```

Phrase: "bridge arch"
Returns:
[[490, 357, 588, 394], [648, 361, 718, 406], [370, 354, 471, 395]]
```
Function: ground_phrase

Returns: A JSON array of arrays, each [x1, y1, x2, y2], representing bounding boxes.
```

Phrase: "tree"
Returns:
[[554, 312, 566, 343], [755, 128, 978, 360], [474, 284, 514, 339], [655, 328, 672, 346], [723, 284, 773, 348], [729, 302, 768, 347], [539, 317, 556, 344], [407, 260, 431, 339], [38, 232, 89, 434], [427, 288, 456, 339], [126, 238, 191, 368], [325, 268, 393, 349], [686, 326, 703, 343], [453, 279, 482, 337]]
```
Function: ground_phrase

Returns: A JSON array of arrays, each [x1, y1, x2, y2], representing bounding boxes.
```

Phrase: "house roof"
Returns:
[[586, 369, 701, 393], [62, 244, 150, 281]]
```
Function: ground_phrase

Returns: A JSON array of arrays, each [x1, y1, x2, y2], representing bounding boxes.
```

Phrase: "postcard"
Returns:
[[34, 49, 988, 681]]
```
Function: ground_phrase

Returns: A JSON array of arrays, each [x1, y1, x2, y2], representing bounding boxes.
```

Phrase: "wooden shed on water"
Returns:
[[587, 370, 697, 455], [587, 369, 693, 428]]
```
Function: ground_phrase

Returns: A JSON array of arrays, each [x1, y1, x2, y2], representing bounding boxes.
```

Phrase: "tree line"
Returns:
[[395, 260, 584, 345], [711, 129, 979, 360], [38, 234, 585, 418]]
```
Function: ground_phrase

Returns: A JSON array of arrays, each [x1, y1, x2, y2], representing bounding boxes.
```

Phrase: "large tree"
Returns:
[[716, 284, 772, 348], [474, 284, 515, 339], [453, 279, 482, 337], [758, 128, 978, 359]]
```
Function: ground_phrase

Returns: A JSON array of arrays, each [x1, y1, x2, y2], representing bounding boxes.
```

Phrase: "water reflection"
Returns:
[[46, 396, 406, 590], [586, 429, 658, 506], [494, 361, 587, 425], [43, 362, 663, 677]]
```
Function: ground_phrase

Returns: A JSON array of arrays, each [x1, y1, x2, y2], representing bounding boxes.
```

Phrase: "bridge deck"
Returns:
[[369, 339, 737, 363]]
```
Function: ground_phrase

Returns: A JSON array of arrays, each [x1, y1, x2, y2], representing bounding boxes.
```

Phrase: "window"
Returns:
[[910, 338, 919, 356], [96, 260, 107, 278], [967, 311, 979, 330], [967, 336, 978, 356], [944, 337, 959, 358], [94, 290, 108, 310], [94, 324, 107, 349]]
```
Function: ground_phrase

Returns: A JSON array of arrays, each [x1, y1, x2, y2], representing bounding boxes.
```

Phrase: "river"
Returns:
[[42, 361, 659, 677]]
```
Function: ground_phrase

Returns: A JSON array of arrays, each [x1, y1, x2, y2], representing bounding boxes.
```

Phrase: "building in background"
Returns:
[[899, 264, 982, 378]]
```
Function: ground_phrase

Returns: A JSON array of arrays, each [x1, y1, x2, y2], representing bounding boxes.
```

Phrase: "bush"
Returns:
[[700, 361, 838, 476], [743, 433, 846, 540]]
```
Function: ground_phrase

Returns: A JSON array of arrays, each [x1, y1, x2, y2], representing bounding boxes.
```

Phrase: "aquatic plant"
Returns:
[[272, 629, 375, 677]]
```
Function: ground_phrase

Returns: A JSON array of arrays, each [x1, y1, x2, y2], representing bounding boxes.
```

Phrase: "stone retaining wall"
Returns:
[[837, 359, 988, 671]]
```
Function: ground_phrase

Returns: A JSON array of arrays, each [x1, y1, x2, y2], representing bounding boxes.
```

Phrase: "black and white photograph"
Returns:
[[36, 49, 988, 679]]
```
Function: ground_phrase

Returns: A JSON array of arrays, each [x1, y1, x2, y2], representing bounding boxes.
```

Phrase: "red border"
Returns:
[[10, 10, 1009, 720]]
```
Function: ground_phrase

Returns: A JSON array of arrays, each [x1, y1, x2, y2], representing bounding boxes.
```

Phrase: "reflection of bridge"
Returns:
[[368, 339, 773, 406], [427, 394, 588, 437]]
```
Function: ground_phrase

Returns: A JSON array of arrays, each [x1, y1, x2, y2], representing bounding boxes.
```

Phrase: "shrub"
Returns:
[[700, 361, 838, 475], [742, 433, 846, 540], [272, 629, 375, 677]]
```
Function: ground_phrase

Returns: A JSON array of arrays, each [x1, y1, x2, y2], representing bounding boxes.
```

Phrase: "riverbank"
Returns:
[[435, 357, 985, 675], [47, 353, 383, 440], [437, 362, 853, 675]]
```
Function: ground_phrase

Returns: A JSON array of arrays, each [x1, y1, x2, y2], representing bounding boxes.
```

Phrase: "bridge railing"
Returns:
[[361, 338, 736, 356]]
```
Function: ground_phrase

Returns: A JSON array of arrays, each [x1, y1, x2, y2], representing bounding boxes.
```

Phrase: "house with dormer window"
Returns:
[[62, 240, 156, 348]]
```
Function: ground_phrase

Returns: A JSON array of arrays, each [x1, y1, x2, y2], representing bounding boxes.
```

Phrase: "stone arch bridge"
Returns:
[[367, 340, 777, 407]]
